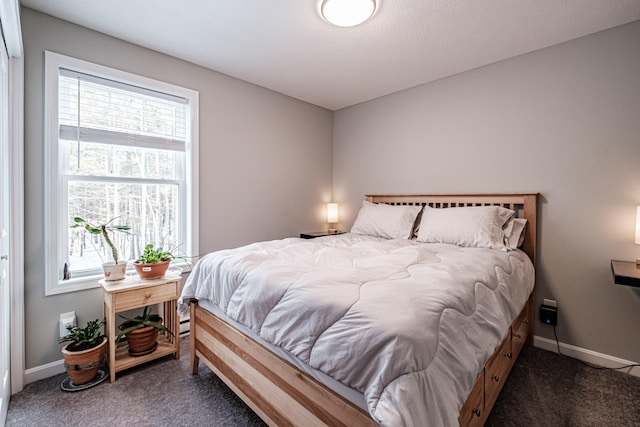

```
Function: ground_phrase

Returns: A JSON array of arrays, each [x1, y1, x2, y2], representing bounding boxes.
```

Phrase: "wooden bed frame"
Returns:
[[189, 193, 538, 426]]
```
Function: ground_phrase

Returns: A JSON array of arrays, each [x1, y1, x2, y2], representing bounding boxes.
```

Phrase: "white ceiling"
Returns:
[[21, 0, 640, 111]]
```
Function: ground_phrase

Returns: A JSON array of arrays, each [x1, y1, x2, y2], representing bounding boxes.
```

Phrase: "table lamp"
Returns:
[[327, 203, 339, 234]]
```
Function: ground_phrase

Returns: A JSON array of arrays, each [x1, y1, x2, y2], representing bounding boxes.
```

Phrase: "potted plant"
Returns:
[[116, 306, 175, 356], [133, 243, 175, 279], [71, 216, 131, 281], [59, 319, 107, 385]]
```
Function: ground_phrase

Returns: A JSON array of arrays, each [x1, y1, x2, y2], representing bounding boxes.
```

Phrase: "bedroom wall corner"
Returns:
[[333, 20, 640, 366]]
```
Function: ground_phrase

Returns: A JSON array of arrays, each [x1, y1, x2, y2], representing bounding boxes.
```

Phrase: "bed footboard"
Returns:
[[189, 302, 378, 427]]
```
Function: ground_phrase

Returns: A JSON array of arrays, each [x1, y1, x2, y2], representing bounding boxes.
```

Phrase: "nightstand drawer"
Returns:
[[114, 281, 178, 311]]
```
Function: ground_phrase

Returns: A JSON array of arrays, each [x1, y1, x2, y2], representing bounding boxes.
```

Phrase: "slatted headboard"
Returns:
[[366, 194, 539, 266]]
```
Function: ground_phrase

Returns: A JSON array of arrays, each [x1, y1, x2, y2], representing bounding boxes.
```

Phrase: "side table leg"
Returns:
[[173, 299, 180, 359], [104, 298, 116, 383], [165, 299, 180, 360]]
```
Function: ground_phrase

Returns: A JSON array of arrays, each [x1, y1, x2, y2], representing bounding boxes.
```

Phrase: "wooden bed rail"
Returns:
[[190, 303, 377, 426], [190, 193, 539, 426]]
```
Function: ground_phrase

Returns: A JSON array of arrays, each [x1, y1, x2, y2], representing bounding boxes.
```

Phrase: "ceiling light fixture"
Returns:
[[321, 0, 376, 27]]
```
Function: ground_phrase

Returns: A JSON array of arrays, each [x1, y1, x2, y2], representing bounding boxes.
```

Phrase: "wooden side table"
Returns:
[[101, 275, 181, 382]]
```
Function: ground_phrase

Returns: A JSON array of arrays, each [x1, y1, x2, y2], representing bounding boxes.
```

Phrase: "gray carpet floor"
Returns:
[[6, 337, 640, 426]]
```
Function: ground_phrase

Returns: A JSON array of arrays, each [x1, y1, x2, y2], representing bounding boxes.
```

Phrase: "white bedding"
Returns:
[[179, 234, 535, 426]]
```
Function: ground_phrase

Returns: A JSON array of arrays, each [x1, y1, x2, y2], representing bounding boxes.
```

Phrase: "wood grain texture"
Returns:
[[191, 305, 377, 426], [190, 193, 539, 426], [101, 276, 180, 383]]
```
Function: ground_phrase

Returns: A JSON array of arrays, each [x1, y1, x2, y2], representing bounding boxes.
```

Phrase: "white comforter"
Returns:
[[179, 234, 534, 426]]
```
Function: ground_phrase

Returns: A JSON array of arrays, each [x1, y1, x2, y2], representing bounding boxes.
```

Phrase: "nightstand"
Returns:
[[101, 275, 181, 382], [611, 260, 640, 288], [300, 230, 345, 239]]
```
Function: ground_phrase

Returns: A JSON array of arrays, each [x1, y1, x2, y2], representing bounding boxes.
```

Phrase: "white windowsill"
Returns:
[[48, 261, 192, 296]]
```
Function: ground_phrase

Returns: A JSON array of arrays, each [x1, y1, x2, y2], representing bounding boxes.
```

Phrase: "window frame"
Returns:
[[44, 51, 199, 296]]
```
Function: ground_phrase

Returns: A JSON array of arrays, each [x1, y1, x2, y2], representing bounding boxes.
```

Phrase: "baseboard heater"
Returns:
[[180, 317, 190, 335]]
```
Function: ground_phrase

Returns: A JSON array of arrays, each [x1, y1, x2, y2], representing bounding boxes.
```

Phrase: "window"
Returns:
[[44, 52, 199, 295]]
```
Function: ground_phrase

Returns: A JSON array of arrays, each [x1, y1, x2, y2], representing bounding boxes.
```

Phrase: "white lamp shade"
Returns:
[[327, 203, 339, 223], [321, 0, 376, 27], [636, 206, 640, 244]]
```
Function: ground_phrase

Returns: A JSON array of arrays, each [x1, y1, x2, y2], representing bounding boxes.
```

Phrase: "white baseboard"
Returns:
[[22, 334, 638, 386], [24, 359, 65, 385], [25, 320, 191, 385], [534, 335, 640, 377]]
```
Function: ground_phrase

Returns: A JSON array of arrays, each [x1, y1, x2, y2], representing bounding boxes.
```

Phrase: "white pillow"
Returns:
[[350, 201, 422, 240], [415, 206, 515, 250], [503, 218, 527, 250]]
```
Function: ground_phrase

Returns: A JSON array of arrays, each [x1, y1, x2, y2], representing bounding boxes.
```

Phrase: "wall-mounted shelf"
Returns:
[[610, 260, 640, 288]]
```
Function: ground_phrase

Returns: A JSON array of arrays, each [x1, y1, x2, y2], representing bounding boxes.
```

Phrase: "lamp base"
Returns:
[[327, 228, 340, 234]]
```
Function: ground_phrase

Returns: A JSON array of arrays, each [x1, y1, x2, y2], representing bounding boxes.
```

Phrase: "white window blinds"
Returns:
[[58, 68, 188, 152]]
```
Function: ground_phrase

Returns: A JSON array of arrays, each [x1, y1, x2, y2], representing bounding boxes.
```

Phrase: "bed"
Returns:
[[179, 193, 538, 426]]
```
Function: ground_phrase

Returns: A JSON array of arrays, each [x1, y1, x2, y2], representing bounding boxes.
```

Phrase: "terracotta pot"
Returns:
[[102, 261, 127, 281], [121, 321, 161, 356], [133, 260, 170, 279], [61, 337, 107, 385]]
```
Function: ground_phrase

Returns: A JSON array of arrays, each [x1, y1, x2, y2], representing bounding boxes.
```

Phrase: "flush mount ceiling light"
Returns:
[[321, 0, 377, 27]]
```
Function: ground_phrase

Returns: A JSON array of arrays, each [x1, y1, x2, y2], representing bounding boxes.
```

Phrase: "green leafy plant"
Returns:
[[116, 306, 175, 343], [136, 244, 175, 264], [59, 319, 105, 352], [71, 216, 131, 264]]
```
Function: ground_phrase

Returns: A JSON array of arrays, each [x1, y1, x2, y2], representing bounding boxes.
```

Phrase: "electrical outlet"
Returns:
[[59, 311, 76, 338], [540, 304, 558, 326]]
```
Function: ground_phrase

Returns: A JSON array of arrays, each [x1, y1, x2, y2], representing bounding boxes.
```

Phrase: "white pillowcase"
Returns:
[[416, 206, 515, 250], [350, 201, 422, 240], [503, 218, 527, 250]]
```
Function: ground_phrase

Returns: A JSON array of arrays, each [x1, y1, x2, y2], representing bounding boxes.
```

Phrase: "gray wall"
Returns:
[[22, 8, 333, 369], [22, 6, 640, 372], [334, 21, 640, 362]]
